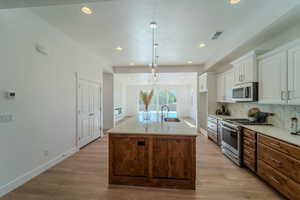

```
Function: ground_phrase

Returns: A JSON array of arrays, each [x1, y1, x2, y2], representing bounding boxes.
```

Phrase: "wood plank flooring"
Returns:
[[1, 134, 284, 200]]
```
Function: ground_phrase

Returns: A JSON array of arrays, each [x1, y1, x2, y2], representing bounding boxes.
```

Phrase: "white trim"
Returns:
[[257, 38, 300, 60], [0, 147, 77, 197]]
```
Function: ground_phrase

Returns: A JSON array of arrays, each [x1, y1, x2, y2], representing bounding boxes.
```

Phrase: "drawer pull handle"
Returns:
[[270, 176, 281, 185], [244, 150, 252, 155]]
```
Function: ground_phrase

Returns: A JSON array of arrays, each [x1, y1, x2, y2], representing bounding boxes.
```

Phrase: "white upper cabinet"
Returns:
[[258, 51, 287, 104], [216, 69, 235, 103], [288, 45, 300, 105], [224, 69, 235, 102], [216, 73, 225, 102], [232, 51, 258, 85], [199, 73, 208, 93], [258, 39, 300, 105]]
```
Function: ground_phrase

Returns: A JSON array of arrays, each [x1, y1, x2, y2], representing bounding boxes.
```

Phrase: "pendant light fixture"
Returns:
[[150, 21, 159, 82]]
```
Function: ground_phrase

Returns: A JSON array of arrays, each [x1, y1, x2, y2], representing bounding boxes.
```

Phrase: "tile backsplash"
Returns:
[[219, 103, 300, 130]]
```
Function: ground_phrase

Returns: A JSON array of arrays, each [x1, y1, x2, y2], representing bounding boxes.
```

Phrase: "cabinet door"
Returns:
[[258, 52, 287, 104], [217, 74, 225, 102], [233, 63, 242, 85], [224, 69, 235, 101], [243, 57, 255, 83], [199, 74, 207, 92], [111, 136, 149, 177], [288, 45, 300, 105], [152, 137, 193, 179]]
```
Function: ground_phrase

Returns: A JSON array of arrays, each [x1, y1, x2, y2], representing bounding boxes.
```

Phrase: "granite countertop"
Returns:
[[242, 125, 300, 147], [209, 114, 300, 147], [108, 116, 198, 136]]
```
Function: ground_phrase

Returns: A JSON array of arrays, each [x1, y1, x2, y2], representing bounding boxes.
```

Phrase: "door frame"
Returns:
[[75, 72, 102, 151]]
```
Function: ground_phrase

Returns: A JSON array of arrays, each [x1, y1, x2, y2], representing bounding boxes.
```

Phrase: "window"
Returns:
[[138, 89, 177, 118], [158, 90, 177, 112]]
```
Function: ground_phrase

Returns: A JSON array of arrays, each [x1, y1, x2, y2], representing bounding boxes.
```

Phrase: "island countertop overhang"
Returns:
[[107, 117, 198, 136]]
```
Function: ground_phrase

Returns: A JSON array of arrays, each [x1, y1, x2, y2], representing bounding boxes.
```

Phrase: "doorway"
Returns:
[[77, 77, 102, 149]]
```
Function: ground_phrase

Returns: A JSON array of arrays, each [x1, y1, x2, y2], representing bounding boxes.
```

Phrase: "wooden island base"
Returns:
[[109, 134, 196, 190]]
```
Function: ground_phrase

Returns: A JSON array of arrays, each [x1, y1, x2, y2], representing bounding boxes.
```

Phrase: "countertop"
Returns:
[[209, 114, 300, 147], [108, 116, 198, 136]]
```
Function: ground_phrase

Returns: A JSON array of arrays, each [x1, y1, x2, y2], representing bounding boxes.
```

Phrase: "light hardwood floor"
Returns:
[[1, 134, 284, 200]]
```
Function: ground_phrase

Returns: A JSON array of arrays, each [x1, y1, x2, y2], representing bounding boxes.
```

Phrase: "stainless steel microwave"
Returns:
[[232, 82, 258, 102]]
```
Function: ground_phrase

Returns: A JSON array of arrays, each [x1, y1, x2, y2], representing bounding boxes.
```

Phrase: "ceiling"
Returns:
[[26, 0, 300, 69], [0, 0, 106, 9], [115, 72, 197, 85]]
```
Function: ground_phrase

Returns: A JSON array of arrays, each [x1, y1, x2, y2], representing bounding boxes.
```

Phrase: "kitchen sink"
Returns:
[[164, 118, 181, 122]]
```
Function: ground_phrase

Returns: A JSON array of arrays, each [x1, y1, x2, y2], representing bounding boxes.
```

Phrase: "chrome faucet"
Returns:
[[161, 105, 170, 122]]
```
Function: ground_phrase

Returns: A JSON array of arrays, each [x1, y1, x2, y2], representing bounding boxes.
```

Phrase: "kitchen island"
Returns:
[[107, 116, 198, 190]]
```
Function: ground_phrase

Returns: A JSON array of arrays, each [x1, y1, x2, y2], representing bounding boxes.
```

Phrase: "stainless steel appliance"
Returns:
[[207, 116, 220, 146], [221, 118, 272, 166], [220, 120, 242, 166], [232, 82, 258, 102]]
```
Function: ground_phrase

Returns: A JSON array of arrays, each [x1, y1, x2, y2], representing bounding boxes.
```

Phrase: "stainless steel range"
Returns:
[[220, 120, 242, 166], [220, 118, 272, 166]]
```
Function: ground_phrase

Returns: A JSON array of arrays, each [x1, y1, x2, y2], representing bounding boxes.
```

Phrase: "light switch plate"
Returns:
[[0, 113, 14, 123]]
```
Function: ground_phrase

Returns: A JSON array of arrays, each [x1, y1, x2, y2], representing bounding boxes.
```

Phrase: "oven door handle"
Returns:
[[221, 125, 238, 133]]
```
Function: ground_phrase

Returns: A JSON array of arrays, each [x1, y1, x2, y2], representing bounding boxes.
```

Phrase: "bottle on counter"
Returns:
[[291, 117, 298, 135]]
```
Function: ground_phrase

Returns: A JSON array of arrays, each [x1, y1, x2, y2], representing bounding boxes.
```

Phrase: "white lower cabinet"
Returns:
[[258, 40, 300, 105]]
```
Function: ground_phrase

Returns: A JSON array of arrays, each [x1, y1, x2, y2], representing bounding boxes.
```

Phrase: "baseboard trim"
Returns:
[[0, 147, 77, 197]]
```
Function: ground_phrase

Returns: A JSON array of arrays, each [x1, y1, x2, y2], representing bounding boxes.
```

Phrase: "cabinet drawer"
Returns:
[[244, 145, 256, 160], [243, 137, 256, 149], [258, 134, 300, 160], [244, 155, 256, 172], [207, 130, 218, 144], [243, 128, 256, 140], [258, 143, 300, 184], [257, 161, 300, 200]]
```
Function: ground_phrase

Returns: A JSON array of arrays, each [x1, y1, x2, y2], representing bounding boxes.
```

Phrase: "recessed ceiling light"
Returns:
[[130, 62, 135, 66], [199, 43, 206, 48], [187, 61, 193, 64], [81, 6, 92, 15], [116, 46, 123, 51], [229, 0, 241, 5]]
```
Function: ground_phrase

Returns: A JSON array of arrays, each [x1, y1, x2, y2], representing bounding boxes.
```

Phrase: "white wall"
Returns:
[[103, 73, 114, 130], [0, 8, 109, 196]]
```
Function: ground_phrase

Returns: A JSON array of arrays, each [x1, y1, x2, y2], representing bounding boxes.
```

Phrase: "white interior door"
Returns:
[[78, 79, 101, 148]]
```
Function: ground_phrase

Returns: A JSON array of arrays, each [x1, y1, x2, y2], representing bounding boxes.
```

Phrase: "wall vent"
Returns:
[[211, 31, 223, 40]]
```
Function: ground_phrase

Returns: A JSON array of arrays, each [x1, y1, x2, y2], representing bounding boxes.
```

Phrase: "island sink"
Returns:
[[164, 117, 180, 122]]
